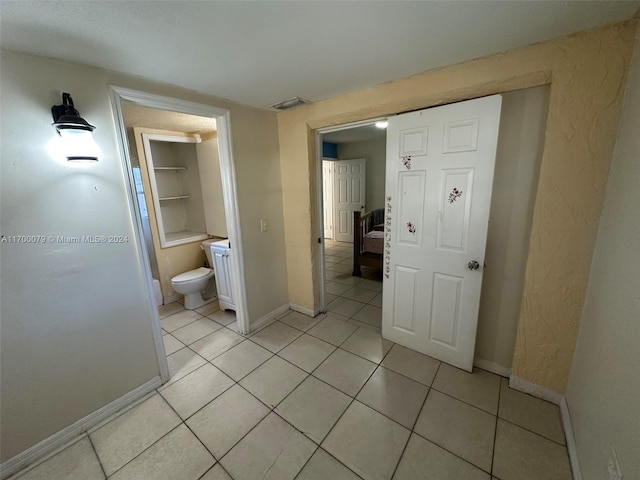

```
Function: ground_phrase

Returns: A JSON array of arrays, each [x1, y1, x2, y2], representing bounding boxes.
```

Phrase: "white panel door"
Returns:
[[333, 158, 366, 243], [322, 160, 334, 239], [382, 95, 502, 371]]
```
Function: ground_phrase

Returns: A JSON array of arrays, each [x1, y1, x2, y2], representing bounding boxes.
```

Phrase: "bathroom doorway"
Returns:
[[109, 87, 250, 379]]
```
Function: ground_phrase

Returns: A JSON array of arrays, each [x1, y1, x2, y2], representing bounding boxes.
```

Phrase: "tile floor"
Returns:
[[10, 240, 573, 480]]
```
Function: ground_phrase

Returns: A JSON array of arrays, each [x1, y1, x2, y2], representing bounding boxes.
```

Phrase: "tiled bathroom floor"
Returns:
[[10, 240, 573, 480]]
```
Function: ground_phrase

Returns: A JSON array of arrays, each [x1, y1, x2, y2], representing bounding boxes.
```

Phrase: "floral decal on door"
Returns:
[[448, 187, 462, 203], [402, 156, 412, 170], [406, 221, 416, 234], [384, 196, 392, 279]]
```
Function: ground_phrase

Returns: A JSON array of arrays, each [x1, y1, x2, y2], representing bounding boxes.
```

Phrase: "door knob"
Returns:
[[468, 260, 480, 271]]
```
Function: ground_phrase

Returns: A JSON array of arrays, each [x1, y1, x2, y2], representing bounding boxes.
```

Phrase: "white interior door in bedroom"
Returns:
[[322, 160, 334, 239], [382, 95, 502, 371], [333, 158, 366, 243]]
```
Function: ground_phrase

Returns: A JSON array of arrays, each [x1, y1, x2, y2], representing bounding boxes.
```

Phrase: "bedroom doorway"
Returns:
[[317, 120, 388, 321]]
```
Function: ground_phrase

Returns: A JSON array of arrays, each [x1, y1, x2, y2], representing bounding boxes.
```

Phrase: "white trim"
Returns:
[[108, 87, 169, 383], [249, 304, 290, 332], [316, 131, 327, 312], [290, 303, 319, 317], [509, 374, 563, 405], [0, 377, 161, 479], [560, 397, 583, 480], [473, 357, 512, 377]]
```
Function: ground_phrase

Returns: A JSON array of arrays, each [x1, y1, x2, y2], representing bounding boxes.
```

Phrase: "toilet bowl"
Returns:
[[171, 267, 215, 310]]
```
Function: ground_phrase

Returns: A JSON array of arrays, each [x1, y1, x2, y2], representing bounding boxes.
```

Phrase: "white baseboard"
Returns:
[[560, 397, 582, 480], [163, 293, 182, 305], [249, 304, 290, 333], [473, 357, 512, 378], [0, 377, 161, 479], [289, 303, 319, 317], [509, 374, 563, 405]]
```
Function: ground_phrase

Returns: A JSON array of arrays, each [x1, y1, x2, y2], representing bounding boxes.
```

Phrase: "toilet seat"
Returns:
[[171, 267, 213, 284]]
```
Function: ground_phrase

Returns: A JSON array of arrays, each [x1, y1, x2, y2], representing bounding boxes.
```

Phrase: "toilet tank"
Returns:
[[201, 239, 215, 268]]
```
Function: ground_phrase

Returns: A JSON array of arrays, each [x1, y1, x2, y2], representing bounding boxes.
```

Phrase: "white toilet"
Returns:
[[170, 239, 217, 310]]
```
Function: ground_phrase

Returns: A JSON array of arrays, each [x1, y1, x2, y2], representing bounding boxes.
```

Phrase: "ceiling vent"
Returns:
[[269, 96, 310, 110]]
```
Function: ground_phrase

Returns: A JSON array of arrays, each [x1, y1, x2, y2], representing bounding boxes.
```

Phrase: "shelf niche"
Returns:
[[142, 133, 208, 248]]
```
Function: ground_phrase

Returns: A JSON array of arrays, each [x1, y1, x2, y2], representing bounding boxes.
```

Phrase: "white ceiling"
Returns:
[[1, 1, 638, 109]]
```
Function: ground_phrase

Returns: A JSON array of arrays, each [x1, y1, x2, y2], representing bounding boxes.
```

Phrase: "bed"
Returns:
[[353, 208, 384, 276]]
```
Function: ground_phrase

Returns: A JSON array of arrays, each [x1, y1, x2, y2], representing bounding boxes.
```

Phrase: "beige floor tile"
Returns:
[[340, 327, 392, 363], [498, 378, 565, 444], [394, 434, 490, 480], [250, 321, 303, 352], [414, 390, 495, 472], [331, 275, 364, 287], [240, 356, 308, 408], [325, 281, 352, 296], [278, 334, 336, 372], [171, 317, 223, 345], [328, 263, 352, 274], [190, 329, 245, 360], [347, 318, 382, 334], [186, 385, 269, 459], [276, 376, 351, 444], [158, 302, 184, 319], [368, 293, 383, 307], [159, 363, 234, 419], [493, 420, 572, 480], [278, 310, 323, 332], [351, 304, 382, 327], [342, 287, 378, 303], [327, 297, 366, 317], [211, 340, 273, 381], [166, 348, 207, 384], [325, 293, 338, 305], [207, 309, 237, 326], [313, 349, 377, 397], [162, 334, 184, 356], [357, 279, 383, 292], [308, 314, 358, 346], [381, 344, 440, 386], [322, 401, 410, 480], [90, 394, 181, 476], [199, 465, 232, 480], [12, 437, 104, 480], [160, 310, 202, 333], [356, 366, 428, 428], [432, 363, 501, 414], [221, 413, 316, 480], [109, 425, 214, 480], [296, 449, 361, 480], [195, 300, 220, 316]]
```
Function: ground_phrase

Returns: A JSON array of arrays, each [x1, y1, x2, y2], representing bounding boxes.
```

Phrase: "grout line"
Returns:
[[491, 377, 502, 476], [86, 435, 108, 479]]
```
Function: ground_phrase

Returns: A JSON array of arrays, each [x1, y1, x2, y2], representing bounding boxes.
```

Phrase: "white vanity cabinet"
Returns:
[[211, 240, 235, 311]]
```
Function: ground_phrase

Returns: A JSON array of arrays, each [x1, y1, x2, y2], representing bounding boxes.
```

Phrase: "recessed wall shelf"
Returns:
[[154, 166, 187, 171], [159, 195, 191, 201]]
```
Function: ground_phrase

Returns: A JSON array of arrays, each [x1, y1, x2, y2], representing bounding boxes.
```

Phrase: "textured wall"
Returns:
[[565, 25, 640, 480], [277, 21, 636, 393]]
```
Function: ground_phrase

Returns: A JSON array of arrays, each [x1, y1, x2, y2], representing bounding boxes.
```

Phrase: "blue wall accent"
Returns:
[[322, 142, 338, 158]]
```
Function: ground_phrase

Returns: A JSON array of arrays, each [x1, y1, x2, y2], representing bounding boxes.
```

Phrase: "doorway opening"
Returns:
[[314, 86, 549, 375], [109, 87, 250, 381], [316, 120, 388, 330]]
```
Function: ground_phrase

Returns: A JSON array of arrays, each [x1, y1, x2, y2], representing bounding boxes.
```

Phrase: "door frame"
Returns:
[[108, 86, 250, 383], [315, 117, 388, 312]]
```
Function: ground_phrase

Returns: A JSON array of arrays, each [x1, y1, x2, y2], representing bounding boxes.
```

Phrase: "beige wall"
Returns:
[[565, 26, 640, 480], [277, 21, 636, 393], [0, 49, 288, 462], [475, 87, 549, 370], [338, 137, 387, 211]]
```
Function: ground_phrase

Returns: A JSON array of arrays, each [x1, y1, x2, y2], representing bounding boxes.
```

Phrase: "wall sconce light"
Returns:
[[51, 92, 98, 162]]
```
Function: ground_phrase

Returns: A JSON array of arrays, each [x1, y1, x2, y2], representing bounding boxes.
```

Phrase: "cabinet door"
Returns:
[[212, 247, 234, 305]]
